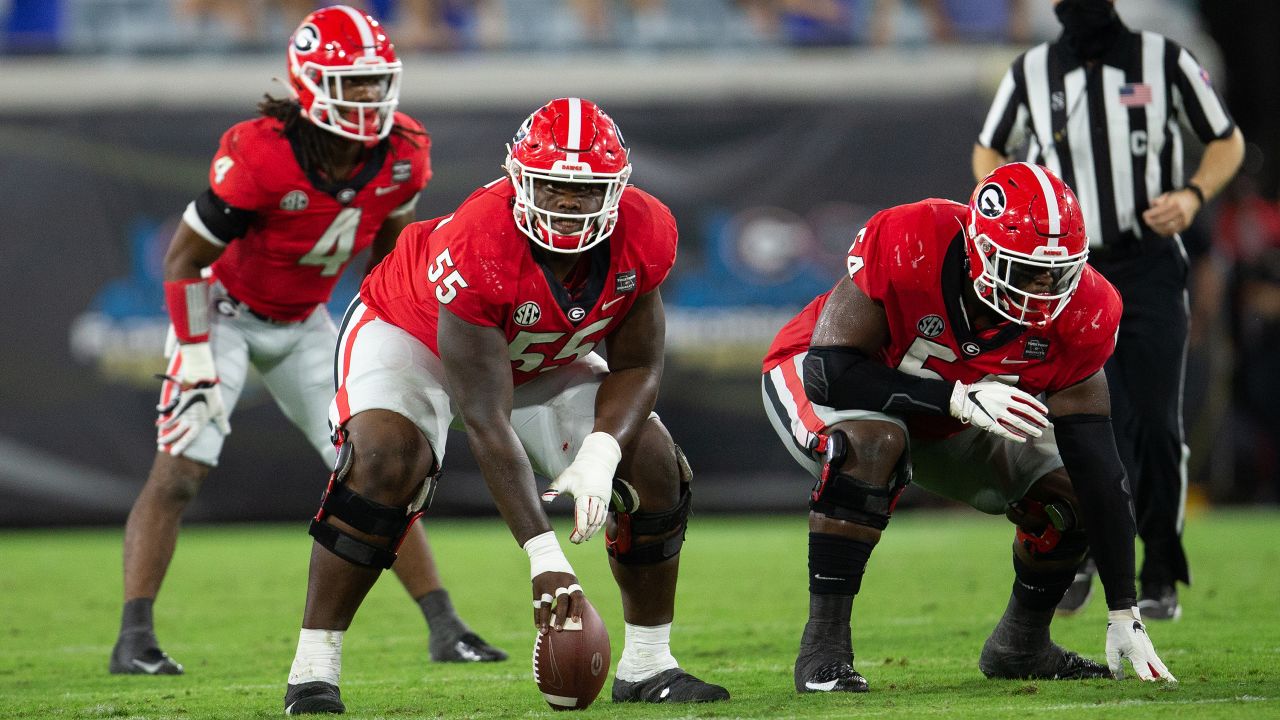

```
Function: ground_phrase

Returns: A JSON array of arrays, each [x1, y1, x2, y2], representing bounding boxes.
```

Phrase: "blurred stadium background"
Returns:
[[1, 0, 1277, 528]]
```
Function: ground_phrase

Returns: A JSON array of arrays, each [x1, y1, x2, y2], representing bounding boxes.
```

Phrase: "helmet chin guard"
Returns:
[[287, 5, 401, 143], [505, 98, 632, 253], [965, 163, 1089, 328]]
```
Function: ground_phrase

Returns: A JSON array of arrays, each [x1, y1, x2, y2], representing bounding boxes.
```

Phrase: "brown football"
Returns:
[[532, 599, 611, 711]]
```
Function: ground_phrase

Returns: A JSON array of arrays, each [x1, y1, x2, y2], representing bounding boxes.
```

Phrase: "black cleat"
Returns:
[[1056, 558, 1096, 616], [284, 681, 344, 715], [979, 634, 1109, 680], [612, 668, 730, 703], [1138, 584, 1182, 621], [796, 659, 869, 693], [109, 633, 184, 675], [430, 631, 508, 663]]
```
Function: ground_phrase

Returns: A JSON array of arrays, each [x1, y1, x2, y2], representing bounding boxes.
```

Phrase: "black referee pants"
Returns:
[[1092, 238, 1191, 588]]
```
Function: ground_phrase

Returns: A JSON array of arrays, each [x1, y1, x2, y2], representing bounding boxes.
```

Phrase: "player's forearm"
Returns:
[[464, 421, 552, 547], [1054, 413, 1137, 610], [592, 365, 660, 448], [803, 345, 952, 415]]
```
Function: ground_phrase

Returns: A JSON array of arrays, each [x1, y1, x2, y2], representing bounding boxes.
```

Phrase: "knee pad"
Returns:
[[808, 431, 910, 530], [308, 434, 433, 569], [1011, 499, 1088, 562], [606, 445, 692, 566]]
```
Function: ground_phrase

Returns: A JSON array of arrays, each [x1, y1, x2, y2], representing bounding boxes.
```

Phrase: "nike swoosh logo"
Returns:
[[805, 679, 838, 691], [659, 687, 671, 699], [601, 297, 625, 311], [1000, 358, 1031, 365], [812, 574, 845, 581], [374, 184, 401, 196], [131, 658, 168, 674]]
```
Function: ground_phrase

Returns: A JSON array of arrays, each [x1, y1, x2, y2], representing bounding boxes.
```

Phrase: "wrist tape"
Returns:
[[524, 530, 573, 580]]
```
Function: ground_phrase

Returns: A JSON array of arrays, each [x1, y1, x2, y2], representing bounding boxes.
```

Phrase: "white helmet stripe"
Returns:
[[565, 97, 582, 165], [1023, 162, 1061, 243], [334, 4, 377, 57]]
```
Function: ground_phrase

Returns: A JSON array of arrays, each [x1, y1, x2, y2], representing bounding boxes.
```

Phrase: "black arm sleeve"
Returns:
[[194, 188, 254, 243], [1054, 413, 1137, 610], [802, 346, 953, 415]]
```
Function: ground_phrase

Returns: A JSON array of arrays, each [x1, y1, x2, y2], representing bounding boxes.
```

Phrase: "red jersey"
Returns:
[[763, 199, 1121, 439], [361, 180, 677, 385], [203, 113, 431, 321]]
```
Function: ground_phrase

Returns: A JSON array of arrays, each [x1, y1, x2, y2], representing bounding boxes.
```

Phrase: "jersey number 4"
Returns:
[[300, 208, 361, 276]]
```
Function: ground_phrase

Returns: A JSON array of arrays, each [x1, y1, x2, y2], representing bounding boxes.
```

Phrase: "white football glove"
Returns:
[[541, 432, 621, 544], [949, 380, 1049, 443], [1106, 607, 1176, 682], [156, 341, 230, 456]]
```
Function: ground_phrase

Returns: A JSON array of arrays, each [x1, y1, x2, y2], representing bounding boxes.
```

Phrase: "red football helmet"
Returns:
[[966, 163, 1090, 327], [505, 98, 632, 253], [287, 5, 402, 143]]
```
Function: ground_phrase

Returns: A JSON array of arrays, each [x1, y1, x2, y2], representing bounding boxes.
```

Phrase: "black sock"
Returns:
[[120, 598, 155, 636], [1011, 554, 1077, 613], [808, 533, 874, 596], [418, 589, 467, 639]]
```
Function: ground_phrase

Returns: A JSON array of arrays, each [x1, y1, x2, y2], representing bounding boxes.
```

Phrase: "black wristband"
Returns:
[[1184, 182, 1206, 206]]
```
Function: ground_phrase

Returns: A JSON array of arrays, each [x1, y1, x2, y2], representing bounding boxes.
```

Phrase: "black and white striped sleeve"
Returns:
[[977, 57, 1030, 154], [1166, 42, 1235, 143]]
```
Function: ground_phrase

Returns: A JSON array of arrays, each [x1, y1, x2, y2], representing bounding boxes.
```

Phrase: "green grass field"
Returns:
[[2, 510, 1277, 719]]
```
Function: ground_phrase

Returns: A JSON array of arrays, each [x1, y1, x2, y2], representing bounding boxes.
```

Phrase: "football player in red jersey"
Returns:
[[282, 97, 730, 714], [110, 5, 505, 677], [762, 163, 1176, 693]]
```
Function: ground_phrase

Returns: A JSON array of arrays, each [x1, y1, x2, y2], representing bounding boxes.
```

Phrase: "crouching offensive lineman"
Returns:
[[283, 98, 729, 714], [761, 163, 1175, 693]]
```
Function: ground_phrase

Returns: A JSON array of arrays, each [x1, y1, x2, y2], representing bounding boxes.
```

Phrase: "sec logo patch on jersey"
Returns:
[[917, 314, 944, 338], [514, 301, 542, 326], [280, 190, 309, 211]]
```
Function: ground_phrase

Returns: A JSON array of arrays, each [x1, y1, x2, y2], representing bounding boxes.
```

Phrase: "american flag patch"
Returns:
[[1119, 83, 1152, 107]]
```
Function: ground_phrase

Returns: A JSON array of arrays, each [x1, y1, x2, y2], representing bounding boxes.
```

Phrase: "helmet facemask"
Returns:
[[969, 232, 1088, 327], [297, 60, 401, 143], [506, 156, 631, 253]]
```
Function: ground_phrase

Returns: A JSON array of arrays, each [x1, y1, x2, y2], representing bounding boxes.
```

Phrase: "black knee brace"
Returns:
[[308, 435, 433, 570], [606, 446, 692, 566], [808, 431, 910, 530], [1011, 499, 1088, 562]]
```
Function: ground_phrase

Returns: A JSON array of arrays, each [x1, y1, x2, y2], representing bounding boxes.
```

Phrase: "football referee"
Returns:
[[972, 0, 1244, 620]]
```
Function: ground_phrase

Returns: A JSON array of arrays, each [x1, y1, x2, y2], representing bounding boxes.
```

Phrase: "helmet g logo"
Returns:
[[977, 183, 1006, 219], [293, 23, 320, 54]]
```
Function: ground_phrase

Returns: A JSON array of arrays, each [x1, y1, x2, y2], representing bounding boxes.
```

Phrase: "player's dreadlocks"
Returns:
[[257, 96, 426, 182]]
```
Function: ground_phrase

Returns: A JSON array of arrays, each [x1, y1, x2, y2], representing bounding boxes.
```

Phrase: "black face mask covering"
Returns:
[[1056, 0, 1125, 60]]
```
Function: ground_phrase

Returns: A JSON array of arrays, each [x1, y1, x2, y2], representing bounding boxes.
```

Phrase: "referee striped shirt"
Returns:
[[977, 31, 1235, 247]]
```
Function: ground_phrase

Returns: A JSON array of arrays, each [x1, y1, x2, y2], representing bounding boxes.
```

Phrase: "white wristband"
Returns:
[[523, 530, 573, 580], [179, 341, 217, 382]]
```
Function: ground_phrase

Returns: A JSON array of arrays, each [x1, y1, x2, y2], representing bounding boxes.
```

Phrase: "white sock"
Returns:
[[614, 623, 679, 682], [288, 629, 344, 686]]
